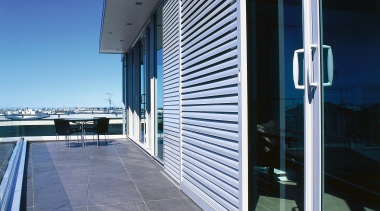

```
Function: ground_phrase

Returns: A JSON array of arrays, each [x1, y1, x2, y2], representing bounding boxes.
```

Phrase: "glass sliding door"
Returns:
[[321, 1, 380, 209], [248, 0, 305, 209], [154, 5, 164, 160], [129, 50, 136, 139], [140, 38, 147, 144]]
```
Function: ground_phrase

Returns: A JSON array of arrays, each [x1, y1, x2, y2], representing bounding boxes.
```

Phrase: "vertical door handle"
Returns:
[[293, 45, 334, 89], [293, 48, 305, 90], [322, 45, 334, 87]]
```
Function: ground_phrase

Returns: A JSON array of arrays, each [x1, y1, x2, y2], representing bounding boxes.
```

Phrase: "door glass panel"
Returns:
[[140, 38, 146, 144], [248, 0, 304, 209], [155, 5, 164, 160], [322, 1, 380, 210]]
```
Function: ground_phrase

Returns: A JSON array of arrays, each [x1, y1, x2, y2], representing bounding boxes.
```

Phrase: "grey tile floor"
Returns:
[[22, 139, 202, 211]]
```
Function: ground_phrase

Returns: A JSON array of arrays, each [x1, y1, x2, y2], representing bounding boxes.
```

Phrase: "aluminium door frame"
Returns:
[[302, 0, 323, 209]]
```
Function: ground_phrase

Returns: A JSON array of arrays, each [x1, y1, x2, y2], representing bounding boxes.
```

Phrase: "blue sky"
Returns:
[[0, 0, 121, 108]]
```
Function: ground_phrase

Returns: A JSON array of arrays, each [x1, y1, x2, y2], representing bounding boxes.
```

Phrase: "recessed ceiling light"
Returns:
[[136, 2, 142, 5]]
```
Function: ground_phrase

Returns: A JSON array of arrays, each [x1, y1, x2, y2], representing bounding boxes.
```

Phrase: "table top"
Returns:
[[61, 117, 100, 122]]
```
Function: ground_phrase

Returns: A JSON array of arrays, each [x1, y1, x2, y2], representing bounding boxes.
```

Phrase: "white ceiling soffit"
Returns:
[[99, 0, 160, 54]]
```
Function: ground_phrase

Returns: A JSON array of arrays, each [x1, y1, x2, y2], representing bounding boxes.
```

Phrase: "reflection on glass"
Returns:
[[140, 38, 146, 144], [322, 1, 380, 209], [155, 5, 163, 160], [248, 0, 304, 209]]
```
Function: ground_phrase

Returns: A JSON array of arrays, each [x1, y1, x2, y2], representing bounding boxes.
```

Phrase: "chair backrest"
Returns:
[[96, 118, 109, 134], [54, 119, 71, 135]]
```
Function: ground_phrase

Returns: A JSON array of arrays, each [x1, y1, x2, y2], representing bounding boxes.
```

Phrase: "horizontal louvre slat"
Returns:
[[181, 0, 205, 22], [182, 77, 238, 94], [182, 154, 239, 197], [182, 49, 237, 75], [163, 94, 179, 100], [182, 2, 216, 30], [182, 104, 238, 113], [182, 179, 228, 211], [182, 131, 239, 160], [163, 0, 180, 184], [163, 53, 179, 69], [182, 21, 237, 59], [164, 80, 180, 91], [182, 58, 237, 80], [163, 100, 179, 106], [163, 73, 179, 83], [182, 141, 238, 174], [164, 86, 180, 94], [183, 36, 237, 70], [164, 143, 180, 158], [164, 121, 180, 129], [182, 86, 238, 101], [183, 117, 238, 131], [163, 69, 179, 82], [168, 0, 242, 209], [182, 1, 233, 39], [182, 2, 237, 46], [164, 107, 180, 112], [183, 171, 238, 211], [182, 112, 238, 127], [162, 113, 179, 120], [163, 0, 176, 19], [182, 125, 238, 147], [182, 95, 238, 106], [164, 134, 180, 146], [164, 163, 180, 181]]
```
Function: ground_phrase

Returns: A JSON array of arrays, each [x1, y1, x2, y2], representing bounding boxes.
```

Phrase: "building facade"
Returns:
[[100, 0, 380, 210]]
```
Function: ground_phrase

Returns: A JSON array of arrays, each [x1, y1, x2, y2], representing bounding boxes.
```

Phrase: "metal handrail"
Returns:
[[0, 138, 26, 211]]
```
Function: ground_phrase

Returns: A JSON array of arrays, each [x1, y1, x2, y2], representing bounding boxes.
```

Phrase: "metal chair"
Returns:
[[54, 119, 80, 147], [85, 118, 110, 146]]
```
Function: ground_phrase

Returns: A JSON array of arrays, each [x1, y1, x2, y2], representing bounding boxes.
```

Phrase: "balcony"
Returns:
[[0, 138, 200, 210], [0, 113, 200, 210]]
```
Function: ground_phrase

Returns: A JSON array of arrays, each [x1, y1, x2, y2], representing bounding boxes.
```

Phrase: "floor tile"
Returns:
[[139, 186, 187, 201], [23, 139, 201, 211], [87, 202, 149, 211], [146, 198, 203, 211], [87, 188, 143, 206], [88, 180, 136, 193]]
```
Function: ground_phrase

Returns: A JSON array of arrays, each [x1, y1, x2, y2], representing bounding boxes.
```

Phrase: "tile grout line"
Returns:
[[30, 144, 35, 211], [45, 141, 73, 210], [86, 142, 92, 211], [112, 140, 150, 210]]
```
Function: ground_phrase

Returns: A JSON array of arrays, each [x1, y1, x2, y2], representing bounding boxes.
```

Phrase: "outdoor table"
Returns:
[[64, 117, 99, 147]]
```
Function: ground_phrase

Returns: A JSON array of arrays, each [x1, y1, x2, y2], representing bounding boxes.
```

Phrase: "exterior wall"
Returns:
[[162, 0, 182, 184], [162, 1, 245, 210], [122, 0, 246, 210]]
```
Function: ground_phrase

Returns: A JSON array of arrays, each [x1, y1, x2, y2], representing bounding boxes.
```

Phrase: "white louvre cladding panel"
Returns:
[[162, 0, 181, 184], [180, 1, 240, 210]]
